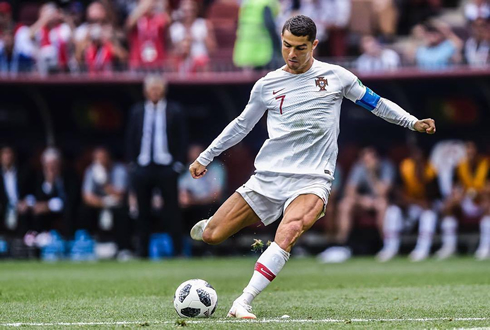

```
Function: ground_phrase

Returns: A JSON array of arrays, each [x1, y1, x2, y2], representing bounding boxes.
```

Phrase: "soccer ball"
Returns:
[[174, 279, 218, 318]]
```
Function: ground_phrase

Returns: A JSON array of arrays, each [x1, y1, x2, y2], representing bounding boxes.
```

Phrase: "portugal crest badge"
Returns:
[[315, 76, 328, 91]]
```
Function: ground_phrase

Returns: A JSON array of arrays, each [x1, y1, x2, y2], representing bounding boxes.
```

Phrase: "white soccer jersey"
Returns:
[[197, 59, 418, 179]]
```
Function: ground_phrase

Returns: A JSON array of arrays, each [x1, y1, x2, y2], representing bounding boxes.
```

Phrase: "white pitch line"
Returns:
[[1, 317, 490, 327]]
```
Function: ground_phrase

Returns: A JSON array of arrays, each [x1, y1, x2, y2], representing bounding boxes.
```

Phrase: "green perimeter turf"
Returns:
[[0, 257, 489, 329]]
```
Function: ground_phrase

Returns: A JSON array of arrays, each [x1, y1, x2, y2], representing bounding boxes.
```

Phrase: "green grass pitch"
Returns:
[[1, 257, 489, 329]]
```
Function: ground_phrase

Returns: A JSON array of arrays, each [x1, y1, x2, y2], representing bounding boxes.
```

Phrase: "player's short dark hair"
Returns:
[[282, 15, 317, 42]]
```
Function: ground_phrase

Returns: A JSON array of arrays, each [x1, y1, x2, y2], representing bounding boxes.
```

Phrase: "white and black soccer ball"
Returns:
[[174, 279, 218, 318]]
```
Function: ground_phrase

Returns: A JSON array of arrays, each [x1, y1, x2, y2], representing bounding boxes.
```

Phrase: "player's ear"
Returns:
[[312, 39, 319, 50]]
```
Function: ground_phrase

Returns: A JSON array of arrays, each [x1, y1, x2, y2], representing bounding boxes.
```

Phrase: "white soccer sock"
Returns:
[[240, 242, 290, 305], [477, 216, 490, 251], [440, 216, 458, 250], [382, 205, 403, 252], [413, 210, 437, 253]]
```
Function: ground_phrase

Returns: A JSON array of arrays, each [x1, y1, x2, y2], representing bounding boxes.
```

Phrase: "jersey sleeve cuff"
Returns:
[[408, 117, 419, 131], [197, 154, 212, 167]]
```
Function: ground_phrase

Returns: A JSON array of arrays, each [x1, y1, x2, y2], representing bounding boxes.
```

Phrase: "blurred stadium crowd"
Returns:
[[0, 0, 488, 75]]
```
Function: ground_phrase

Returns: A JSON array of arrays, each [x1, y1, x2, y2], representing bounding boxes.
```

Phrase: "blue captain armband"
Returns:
[[356, 87, 381, 111]]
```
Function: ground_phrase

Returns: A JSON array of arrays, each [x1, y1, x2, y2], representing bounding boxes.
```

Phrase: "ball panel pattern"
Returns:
[[179, 284, 192, 303], [181, 307, 201, 317], [196, 288, 211, 307]]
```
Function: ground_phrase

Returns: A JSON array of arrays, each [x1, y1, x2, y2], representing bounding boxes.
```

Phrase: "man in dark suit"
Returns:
[[29, 147, 80, 238], [126, 75, 187, 257], [0, 146, 31, 238]]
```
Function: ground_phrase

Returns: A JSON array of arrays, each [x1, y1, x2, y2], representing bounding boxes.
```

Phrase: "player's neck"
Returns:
[[284, 58, 315, 74]]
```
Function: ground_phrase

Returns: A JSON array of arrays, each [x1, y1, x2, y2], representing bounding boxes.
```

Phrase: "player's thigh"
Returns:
[[275, 194, 324, 250], [206, 192, 260, 237]]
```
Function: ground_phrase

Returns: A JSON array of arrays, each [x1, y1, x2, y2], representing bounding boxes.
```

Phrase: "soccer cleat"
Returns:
[[435, 246, 456, 260], [190, 219, 209, 241], [409, 249, 429, 262], [376, 248, 397, 262], [227, 299, 256, 319]]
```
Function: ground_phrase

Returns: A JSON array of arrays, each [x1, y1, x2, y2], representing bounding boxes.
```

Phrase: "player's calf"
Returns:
[[274, 218, 305, 251]]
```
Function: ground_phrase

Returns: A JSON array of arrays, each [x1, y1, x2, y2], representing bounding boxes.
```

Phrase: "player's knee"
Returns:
[[202, 228, 222, 245]]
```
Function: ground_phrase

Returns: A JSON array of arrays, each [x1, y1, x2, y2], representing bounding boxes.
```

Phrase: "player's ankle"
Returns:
[[238, 292, 255, 305]]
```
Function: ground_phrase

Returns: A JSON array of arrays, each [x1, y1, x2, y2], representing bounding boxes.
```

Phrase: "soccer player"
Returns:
[[189, 15, 436, 319], [437, 141, 490, 260], [376, 146, 440, 262]]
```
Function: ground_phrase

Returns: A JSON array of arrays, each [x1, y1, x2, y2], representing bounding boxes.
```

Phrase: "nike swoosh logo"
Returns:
[[273, 89, 285, 95], [260, 267, 274, 277]]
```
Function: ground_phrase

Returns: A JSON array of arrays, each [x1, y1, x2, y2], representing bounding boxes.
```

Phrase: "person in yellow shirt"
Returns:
[[437, 141, 490, 260], [377, 146, 440, 262]]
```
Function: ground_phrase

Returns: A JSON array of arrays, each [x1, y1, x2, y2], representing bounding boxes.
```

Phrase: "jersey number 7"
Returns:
[[275, 95, 286, 114]]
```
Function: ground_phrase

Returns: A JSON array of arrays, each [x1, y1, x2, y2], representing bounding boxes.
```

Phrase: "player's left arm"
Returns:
[[339, 68, 436, 134], [355, 86, 435, 134]]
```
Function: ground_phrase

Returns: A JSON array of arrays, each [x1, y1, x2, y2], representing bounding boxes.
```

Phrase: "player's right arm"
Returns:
[[190, 80, 267, 179]]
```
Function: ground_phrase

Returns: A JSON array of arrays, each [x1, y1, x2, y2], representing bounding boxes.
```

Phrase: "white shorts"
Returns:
[[236, 172, 332, 226]]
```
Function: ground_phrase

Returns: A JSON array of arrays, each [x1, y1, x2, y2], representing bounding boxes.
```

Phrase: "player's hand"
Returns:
[[414, 118, 436, 134], [189, 160, 207, 179]]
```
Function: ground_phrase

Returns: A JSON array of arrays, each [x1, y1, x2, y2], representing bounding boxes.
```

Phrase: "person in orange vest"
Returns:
[[377, 146, 440, 262], [437, 141, 490, 260]]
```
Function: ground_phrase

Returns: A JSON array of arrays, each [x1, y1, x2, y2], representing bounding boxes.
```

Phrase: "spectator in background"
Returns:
[[319, 0, 351, 58], [371, 0, 398, 41], [376, 146, 440, 262], [27, 3, 73, 74], [1, 1, 35, 73], [0, 1, 15, 72], [127, 0, 170, 70], [356, 35, 400, 72], [126, 75, 187, 257], [465, 18, 489, 68], [75, 1, 126, 72], [170, 0, 216, 73], [79, 147, 132, 256], [0, 28, 14, 73], [319, 147, 395, 263], [0, 1, 12, 33], [465, 0, 490, 22], [233, 0, 280, 69], [0, 146, 31, 238], [27, 148, 79, 237], [74, 1, 108, 51], [438, 141, 490, 260], [179, 144, 226, 231], [83, 22, 127, 73], [415, 21, 463, 70]]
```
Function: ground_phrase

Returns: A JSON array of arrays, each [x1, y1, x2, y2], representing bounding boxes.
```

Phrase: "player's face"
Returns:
[[281, 30, 318, 74]]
